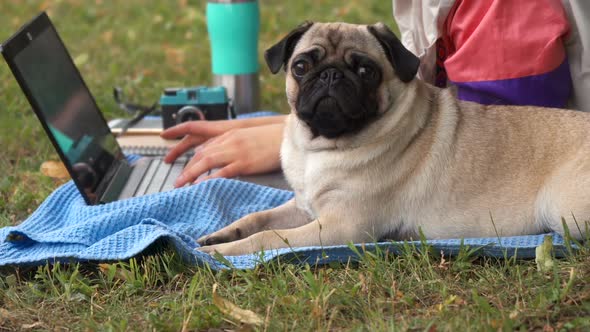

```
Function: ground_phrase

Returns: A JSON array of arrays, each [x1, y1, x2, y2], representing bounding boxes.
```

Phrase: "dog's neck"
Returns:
[[367, 79, 437, 148]]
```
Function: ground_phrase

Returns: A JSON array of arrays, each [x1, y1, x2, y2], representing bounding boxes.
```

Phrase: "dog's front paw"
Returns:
[[197, 213, 263, 246], [196, 244, 219, 255], [196, 228, 243, 246], [196, 234, 223, 246], [197, 241, 253, 257]]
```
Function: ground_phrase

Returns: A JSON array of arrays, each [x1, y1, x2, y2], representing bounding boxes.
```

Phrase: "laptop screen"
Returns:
[[6, 15, 123, 204]]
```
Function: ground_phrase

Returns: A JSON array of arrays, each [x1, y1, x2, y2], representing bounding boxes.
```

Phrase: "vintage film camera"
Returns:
[[160, 86, 234, 129]]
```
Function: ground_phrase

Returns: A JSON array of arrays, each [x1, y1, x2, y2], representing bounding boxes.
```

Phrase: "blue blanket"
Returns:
[[0, 178, 571, 270]]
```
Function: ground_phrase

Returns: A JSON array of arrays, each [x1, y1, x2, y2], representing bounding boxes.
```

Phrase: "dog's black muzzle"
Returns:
[[296, 66, 378, 138]]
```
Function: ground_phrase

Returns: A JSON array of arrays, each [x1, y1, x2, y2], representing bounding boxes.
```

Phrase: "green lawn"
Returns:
[[1, 1, 589, 331]]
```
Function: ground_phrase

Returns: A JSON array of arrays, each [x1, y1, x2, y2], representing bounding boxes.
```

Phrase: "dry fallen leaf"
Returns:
[[535, 235, 555, 272], [38, 1, 51, 11], [73, 53, 89, 67], [153, 14, 164, 24], [101, 30, 114, 43], [0, 308, 14, 326], [40, 161, 70, 179], [21, 322, 44, 330], [127, 29, 137, 41], [164, 46, 186, 66], [212, 283, 264, 327], [98, 263, 112, 274]]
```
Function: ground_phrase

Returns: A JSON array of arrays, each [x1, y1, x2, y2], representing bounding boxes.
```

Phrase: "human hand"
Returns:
[[161, 121, 285, 187], [161, 120, 240, 164], [161, 116, 286, 164]]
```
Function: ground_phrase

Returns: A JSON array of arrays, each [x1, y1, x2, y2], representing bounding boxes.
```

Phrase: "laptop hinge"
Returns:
[[98, 161, 133, 204]]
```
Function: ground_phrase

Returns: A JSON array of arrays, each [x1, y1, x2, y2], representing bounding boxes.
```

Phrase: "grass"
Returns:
[[0, 1, 589, 331]]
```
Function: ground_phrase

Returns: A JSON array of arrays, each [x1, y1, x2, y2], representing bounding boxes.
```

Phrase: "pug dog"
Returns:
[[197, 22, 590, 256]]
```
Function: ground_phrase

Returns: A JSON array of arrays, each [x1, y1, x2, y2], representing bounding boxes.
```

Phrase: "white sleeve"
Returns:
[[561, 0, 590, 112], [392, 0, 457, 83]]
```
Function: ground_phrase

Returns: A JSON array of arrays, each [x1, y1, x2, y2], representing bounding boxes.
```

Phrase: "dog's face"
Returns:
[[265, 22, 420, 138]]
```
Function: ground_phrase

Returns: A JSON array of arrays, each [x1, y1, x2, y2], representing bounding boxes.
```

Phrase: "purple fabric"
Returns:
[[451, 60, 572, 108]]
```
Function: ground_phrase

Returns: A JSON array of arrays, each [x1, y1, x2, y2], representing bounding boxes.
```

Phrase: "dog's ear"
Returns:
[[367, 23, 420, 83], [264, 21, 314, 74]]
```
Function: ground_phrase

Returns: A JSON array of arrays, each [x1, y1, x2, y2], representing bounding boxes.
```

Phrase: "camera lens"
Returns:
[[176, 106, 205, 124]]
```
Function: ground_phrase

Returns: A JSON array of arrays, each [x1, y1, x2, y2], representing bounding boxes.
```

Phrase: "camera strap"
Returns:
[[113, 87, 160, 137], [228, 99, 237, 119]]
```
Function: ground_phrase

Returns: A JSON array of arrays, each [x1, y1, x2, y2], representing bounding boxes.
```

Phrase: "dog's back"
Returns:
[[412, 89, 590, 239]]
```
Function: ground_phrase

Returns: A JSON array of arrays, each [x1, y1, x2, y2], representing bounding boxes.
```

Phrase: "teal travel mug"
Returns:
[[207, 0, 260, 115]]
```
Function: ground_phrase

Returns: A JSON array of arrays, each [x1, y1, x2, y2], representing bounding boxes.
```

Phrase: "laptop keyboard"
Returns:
[[122, 146, 169, 157], [160, 162, 185, 192], [118, 157, 188, 199], [140, 157, 190, 196], [138, 159, 172, 195]]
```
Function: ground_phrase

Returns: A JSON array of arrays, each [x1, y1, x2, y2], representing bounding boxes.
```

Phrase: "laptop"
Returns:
[[1, 12, 289, 205]]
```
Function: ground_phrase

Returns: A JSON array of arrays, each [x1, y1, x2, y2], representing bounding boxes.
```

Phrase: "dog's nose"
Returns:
[[320, 68, 343, 85]]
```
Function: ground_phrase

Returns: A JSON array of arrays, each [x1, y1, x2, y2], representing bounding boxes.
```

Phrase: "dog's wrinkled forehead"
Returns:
[[292, 23, 387, 65], [264, 21, 419, 83]]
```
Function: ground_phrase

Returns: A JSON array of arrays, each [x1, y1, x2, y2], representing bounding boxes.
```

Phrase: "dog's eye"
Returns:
[[357, 65, 375, 80], [292, 60, 311, 77]]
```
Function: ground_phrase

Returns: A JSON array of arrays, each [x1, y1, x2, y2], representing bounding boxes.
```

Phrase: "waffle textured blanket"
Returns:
[[0, 178, 570, 270]]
